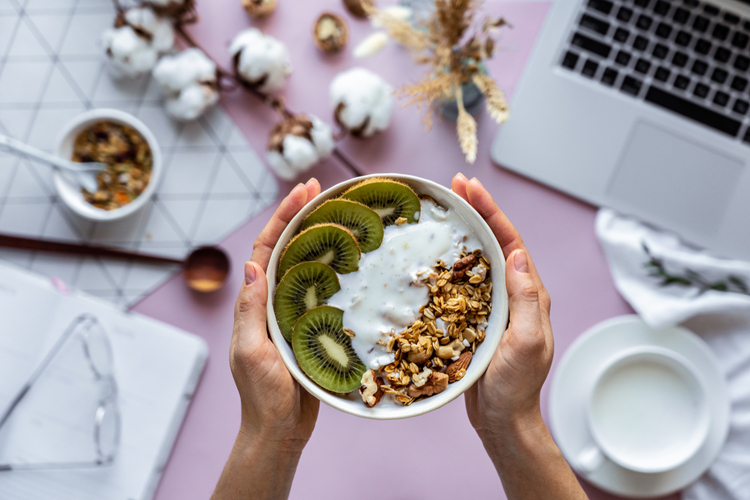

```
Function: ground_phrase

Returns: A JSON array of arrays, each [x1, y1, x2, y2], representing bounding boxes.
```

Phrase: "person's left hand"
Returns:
[[229, 179, 321, 450]]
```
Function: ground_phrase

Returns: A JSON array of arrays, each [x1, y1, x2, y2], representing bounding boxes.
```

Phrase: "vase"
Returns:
[[438, 73, 485, 120]]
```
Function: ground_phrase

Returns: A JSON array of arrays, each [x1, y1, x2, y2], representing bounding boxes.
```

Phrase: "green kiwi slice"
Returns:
[[302, 200, 384, 253], [341, 178, 421, 226], [274, 262, 341, 342], [292, 306, 366, 393], [278, 223, 360, 279]]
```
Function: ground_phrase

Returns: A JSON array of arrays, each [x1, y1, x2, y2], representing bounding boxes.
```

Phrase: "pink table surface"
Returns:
[[132, 1, 680, 499]]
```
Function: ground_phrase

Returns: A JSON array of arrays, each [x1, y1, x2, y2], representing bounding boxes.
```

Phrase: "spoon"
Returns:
[[0, 233, 231, 293], [0, 134, 105, 193]]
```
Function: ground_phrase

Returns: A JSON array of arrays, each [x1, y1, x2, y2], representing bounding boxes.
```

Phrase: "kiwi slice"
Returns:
[[292, 306, 366, 393], [274, 262, 341, 341], [302, 200, 384, 253], [341, 178, 421, 226], [278, 223, 360, 279]]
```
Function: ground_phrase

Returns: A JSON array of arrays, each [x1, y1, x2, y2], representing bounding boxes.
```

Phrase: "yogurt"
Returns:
[[327, 199, 484, 369]]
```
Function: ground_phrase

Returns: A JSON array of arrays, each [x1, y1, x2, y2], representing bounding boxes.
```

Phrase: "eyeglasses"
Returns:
[[0, 314, 121, 471]]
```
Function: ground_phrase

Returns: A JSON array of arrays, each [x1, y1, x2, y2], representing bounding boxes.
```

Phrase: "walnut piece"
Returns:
[[242, 0, 277, 17], [451, 254, 477, 281], [411, 367, 432, 388], [446, 352, 472, 383], [343, 0, 374, 18], [359, 369, 384, 407], [313, 13, 348, 53], [407, 372, 449, 398]]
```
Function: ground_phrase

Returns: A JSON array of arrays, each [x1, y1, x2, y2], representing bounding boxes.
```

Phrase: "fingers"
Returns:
[[251, 179, 319, 271], [305, 177, 321, 202], [451, 172, 469, 201], [504, 250, 544, 351], [465, 178, 526, 258], [233, 261, 269, 349]]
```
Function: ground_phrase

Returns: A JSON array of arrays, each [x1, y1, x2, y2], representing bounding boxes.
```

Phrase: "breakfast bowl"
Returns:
[[53, 109, 162, 222], [267, 173, 509, 419]]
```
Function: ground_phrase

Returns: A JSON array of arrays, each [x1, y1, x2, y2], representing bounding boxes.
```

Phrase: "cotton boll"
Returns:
[[309, 116, 334, 158], [153, 48, 217, 93], [165, 83, 220, 121], [266, 115, 334, 180], [103, 7, 174, 78], [281, 135, 320, 172], [123, 7, 174, 52], [266, 150, 298, 180], [229, 28, 291, 93], [102, 26, 159, 78], [153, 48, 219, 121], [330, 67, 394, 137]]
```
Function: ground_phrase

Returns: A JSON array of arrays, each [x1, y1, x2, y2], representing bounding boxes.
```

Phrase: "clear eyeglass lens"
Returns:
[[81, 319, 113, 378], [95, 398, 120, 463]]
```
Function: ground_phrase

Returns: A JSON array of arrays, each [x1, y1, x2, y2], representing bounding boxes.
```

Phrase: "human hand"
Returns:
[[452, 174, 554, 441], [229, 179, 322, 449]]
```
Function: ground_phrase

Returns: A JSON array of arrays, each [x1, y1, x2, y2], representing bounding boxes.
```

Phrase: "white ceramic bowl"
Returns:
[[53, 109, 162, 221], [266, 174, 509, 419]]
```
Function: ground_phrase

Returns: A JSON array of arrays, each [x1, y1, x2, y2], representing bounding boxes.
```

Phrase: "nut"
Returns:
[[436, 339, 465, 359], [406, 339, 433, 364], [452, 254, 477, 281], [343, 0, 374, 18], [446, 352, 472, 383], [359, 369, 384, 407], [313, 12, 348, 53], [407, 372, 449, 398], [462, 327, 477, 343], [242, 0, 277, 17], [411, 367, 432, 388]]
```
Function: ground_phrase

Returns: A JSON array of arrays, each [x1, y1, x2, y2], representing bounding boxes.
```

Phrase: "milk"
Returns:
[[327, 199, 483, 370], [590, 358, 705, 467]]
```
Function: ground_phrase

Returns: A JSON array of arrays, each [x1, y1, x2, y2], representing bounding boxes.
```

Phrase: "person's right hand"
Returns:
[[451, 174, 554, 441], [229, 180, 321, 449]]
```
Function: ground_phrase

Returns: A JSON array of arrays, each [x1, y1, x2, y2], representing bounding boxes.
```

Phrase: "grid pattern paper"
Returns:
[[0, 0, 278, 307]]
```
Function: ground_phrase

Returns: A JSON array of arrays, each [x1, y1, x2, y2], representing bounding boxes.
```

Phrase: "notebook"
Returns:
[[0, 261, 208, 500]]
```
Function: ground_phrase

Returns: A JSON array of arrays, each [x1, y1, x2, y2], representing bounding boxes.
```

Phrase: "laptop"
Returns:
[[491, 0, 750, 261]]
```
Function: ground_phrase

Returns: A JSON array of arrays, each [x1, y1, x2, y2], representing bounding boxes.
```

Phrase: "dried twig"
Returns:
[[455, 86, 477, 164], [472, 73, 509, 124]]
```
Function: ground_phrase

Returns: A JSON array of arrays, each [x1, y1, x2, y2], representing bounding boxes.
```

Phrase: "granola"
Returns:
[[359, 250, 492, 406], [73, 121, 153, 210]]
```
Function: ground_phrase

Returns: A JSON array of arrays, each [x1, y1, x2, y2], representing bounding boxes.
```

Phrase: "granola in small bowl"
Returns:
[[73, 121, 153, 210]]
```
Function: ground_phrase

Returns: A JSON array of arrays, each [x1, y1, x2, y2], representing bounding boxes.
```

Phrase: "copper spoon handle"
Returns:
[[0, 233, 183, 265]]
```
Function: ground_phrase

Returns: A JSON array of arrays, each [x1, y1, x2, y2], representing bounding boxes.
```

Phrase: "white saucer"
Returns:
[[549, 315, 730, 498]]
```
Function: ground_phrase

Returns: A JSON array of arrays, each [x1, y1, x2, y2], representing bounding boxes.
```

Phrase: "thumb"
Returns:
[[504, 250, 543, 342], [234, 261, 268, 342]]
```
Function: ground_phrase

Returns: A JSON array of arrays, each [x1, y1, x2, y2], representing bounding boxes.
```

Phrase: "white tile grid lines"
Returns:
[[0, 0, 279, 307]]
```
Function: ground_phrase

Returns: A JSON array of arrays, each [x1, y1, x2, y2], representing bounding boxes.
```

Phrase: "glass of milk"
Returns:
[[577, 346, 710, 474]]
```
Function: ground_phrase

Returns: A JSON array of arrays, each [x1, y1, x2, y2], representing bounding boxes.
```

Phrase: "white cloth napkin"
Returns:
[[595, 209, 750, 500]]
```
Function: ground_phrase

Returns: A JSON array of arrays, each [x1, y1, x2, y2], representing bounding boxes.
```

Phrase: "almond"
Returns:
[[446, 351, 472, 383]]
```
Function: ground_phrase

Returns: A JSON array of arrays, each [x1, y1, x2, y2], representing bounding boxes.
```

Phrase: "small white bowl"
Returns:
[[53, 109, 162, 222], [266, 174, 509, 420]]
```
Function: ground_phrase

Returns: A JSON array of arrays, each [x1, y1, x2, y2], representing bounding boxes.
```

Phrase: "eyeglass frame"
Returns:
[[0, 313, 121, 471]]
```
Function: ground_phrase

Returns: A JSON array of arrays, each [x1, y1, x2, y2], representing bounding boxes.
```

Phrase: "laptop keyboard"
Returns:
[[560, 0, 750, 143]]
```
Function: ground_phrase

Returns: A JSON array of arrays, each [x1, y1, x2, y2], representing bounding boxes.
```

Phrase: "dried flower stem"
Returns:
[[472, 73, 509, 124], [455, 86, 477, 164]]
